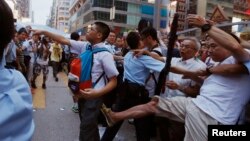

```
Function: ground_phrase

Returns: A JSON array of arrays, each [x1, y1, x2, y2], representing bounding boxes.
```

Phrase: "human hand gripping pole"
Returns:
[[154, 13, 179, 96]]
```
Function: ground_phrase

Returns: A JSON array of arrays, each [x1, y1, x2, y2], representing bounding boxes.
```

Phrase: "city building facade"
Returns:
[[5, 0, 32, 22], [16, 0, 31, 21], [68, 0, 169, 35], [234, 0, 250, 20], [5, 0, 19, 20], [234, 0, 250, 40], [48, 0, 71, 33]]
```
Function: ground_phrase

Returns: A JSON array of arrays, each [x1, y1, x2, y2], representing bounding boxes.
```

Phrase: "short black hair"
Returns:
[[70, 32, 80, 41], [94, 22, 110, 42], [0, 0, 15, 62], [138, 19, 152, 33], [140, 27, 159, 42], [126, 32, 140, 49], [17, 27, 28, 35]]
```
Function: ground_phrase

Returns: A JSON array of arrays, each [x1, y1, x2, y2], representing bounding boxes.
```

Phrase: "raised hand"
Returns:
[[187, 14, 208, 27]]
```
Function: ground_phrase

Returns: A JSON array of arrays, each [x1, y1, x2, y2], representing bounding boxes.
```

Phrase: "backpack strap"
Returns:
[[145, 72, 158, 85], [91, 47, 109, 87], [92, 47, 110, 54], [145, 49, 161, 85], [151, 50, 163, 57], [93, 72, 105, 87]]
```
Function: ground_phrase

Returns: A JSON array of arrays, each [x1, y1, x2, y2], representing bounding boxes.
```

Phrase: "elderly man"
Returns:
[[156, 37, 206, 141]]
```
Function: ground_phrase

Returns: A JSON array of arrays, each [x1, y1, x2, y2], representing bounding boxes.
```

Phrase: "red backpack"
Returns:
[[68, 47, 109, 94]]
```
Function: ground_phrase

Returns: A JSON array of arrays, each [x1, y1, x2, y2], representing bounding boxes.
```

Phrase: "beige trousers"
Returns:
[[154, 96, 218, 141]]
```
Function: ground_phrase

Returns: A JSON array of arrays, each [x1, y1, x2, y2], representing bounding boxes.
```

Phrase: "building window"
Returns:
[[92, 11, 126, 23], [115, 1, 127, 11], [93, 0, 112, 8], [92, 0, 127, 11], [114, 13, 126, 23], [94, 11, 110, 21]]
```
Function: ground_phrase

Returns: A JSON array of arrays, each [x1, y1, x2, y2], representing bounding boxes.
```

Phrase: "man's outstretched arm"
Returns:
[[32, 30, 70, 45]]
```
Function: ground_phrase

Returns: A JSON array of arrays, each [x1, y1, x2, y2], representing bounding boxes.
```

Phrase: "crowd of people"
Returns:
[[1, 1, 250, 141], [5, 25, 66, 90]]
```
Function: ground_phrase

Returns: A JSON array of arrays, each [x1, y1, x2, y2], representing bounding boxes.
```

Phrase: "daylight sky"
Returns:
[[31, 0, 53, 25]]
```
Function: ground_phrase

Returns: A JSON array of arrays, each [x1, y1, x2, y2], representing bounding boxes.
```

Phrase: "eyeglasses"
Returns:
[[180, 44, 196, 50], [88, 27, 98, 32]]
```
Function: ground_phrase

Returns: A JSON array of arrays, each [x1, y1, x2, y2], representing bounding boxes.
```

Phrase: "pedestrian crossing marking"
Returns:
[[32, 74, 46, 109], [32, 70, 70, 109]]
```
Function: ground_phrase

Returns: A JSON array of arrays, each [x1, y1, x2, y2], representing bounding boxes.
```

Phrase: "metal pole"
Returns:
[[154, 0, 161, 30], [177, 21, 250, 35], [112, 0, 115, 28], [184, 0, 190, 30]]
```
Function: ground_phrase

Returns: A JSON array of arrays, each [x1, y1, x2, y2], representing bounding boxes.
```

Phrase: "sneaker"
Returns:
[[100, 104, 115, 127], [71, 106, 79, 113], [42, 83, 46, 89]]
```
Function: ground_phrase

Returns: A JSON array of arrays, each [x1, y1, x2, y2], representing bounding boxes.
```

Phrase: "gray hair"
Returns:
[[182, 37, 201, 50]]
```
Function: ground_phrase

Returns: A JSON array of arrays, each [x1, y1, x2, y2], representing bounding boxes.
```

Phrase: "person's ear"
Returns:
[[97, 33, 102, 40], [147, 36, 152, 41]]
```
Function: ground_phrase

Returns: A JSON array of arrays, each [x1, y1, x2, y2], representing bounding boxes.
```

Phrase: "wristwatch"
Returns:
[[206, 67, 212, 75], [201, 24, 212, 33]]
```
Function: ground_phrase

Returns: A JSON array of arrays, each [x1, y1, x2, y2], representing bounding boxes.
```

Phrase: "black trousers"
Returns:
[[24, 55, 31, 80], [51, 61, 60, 78], [101, 80, 151, 141]]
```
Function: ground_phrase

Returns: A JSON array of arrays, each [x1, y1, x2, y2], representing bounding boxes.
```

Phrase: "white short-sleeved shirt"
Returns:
[[23, 39, 39, 63], [22, 40, 32, 56], [193, 56, 250, 124], [164, 57, 206, 98], [104, 42, 116, 55], [69, 40, 119, 89], [69, 40, 88, 55], [36, 44, 49, 65], [244, 61, 250, 74]]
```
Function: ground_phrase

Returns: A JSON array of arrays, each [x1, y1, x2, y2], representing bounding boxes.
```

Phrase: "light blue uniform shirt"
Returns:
[[124, 52, 165, 85], [0, 52, 34, 141]]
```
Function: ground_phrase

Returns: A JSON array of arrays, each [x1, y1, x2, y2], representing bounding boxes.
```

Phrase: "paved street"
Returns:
[[32, 67, 137, 141]]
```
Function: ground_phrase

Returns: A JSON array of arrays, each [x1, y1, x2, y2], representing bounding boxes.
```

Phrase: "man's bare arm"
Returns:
[[207, 26, 249, 62], [32, 30, 70, 45], [187, 14, 250, 62], [133, 49, 165, 62], [210, 64, 249, 75]]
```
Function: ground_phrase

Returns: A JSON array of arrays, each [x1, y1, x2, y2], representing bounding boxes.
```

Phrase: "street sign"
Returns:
[[110, 6, 115, 20]]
